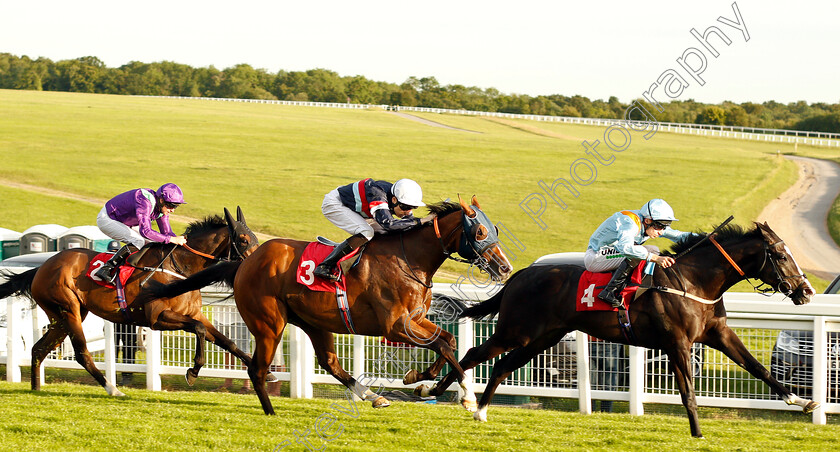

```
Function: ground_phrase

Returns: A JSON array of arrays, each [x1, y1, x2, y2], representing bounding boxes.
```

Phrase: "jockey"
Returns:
[[313, 178, 425, 281], [94, 183, 188, 283], [584, 199, 694, 308]]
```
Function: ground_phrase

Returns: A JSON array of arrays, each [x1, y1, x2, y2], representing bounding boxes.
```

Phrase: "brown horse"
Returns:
[[0, 207, 259, 396], [420, 222, 818, 438], [140, 196, 512, 414]]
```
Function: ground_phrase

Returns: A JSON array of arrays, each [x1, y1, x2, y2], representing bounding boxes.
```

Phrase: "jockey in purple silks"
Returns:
[[313, 178, 425, 281], [93, 183, 188, 283]]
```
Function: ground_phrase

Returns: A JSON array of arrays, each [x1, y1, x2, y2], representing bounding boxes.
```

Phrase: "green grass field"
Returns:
[[0, 375, 838, 452], [1, 89, 825, 287]]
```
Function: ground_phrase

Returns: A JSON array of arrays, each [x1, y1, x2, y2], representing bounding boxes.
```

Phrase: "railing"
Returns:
[[146, 95, 840, 147], [3, 284, 839, 425]]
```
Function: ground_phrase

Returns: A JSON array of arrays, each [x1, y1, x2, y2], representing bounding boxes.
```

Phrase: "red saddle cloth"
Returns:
[[576, 262, 645, 311], [296, 242, 361, 292], [87, 253, 137, 289]]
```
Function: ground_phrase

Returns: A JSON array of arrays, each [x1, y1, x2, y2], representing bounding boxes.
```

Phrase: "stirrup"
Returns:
[[313, 265, 340, 281]]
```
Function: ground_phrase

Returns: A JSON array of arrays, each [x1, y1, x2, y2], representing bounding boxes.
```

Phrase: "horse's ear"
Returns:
[[236, 206, 245, 225], [224, 207, 236, 228], [471, 195, 481, 209], [458, 194, 476, 217], [755, 221, 778, 241]]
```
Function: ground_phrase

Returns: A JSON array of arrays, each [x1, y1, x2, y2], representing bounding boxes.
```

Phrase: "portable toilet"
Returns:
[[58, 226, 118, 252], [0, 227, 22, 260], [19, 224, 68, 254]]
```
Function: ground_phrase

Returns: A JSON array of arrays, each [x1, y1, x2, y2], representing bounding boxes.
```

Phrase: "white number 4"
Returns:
[[581, 283, 596, 307]]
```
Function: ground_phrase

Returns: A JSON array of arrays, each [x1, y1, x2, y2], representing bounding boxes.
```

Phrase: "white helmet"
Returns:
[[392, 179, 425, 207], [640, 199, 678, 221]]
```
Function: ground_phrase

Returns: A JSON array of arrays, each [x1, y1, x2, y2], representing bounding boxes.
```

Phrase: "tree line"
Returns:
[[2, 53, 839, 133]]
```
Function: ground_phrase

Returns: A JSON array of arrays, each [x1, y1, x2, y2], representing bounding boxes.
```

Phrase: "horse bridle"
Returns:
[[397, 211, 500, 288], [709, 234, 806, 297]]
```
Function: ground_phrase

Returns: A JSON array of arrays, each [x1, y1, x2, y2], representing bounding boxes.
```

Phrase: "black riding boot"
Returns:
[[313, 233, 367, 281], [598, 259, 634, 308], [94, 244, 136, 284]]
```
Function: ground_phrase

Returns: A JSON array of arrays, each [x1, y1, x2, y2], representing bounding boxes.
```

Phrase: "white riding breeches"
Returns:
[[584, 245, 659, 273], [321, 189, 375, 240], [97, 207, 147, 249]]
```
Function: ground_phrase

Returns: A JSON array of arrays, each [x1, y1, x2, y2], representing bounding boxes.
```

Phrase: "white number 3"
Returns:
[[300, 260, 315, 285]]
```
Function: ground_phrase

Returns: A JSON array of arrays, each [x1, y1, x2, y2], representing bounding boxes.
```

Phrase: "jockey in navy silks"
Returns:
[[94, 183, 188, 283], [584, 199, 695, 308], [313, 178, 425, 281]]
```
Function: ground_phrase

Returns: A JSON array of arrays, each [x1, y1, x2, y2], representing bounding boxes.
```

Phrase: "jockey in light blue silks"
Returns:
[[94, 183, 188, 283], [584, 199, 696, 308]]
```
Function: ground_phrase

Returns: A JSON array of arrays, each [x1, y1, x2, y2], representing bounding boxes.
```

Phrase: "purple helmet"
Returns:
[[156, 183, 186, 204]]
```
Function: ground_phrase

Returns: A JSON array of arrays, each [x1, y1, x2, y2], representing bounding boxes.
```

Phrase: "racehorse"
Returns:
[[0, 207, 259, 396], [418, 222, 818, 438], [138, 196, 512, 414]]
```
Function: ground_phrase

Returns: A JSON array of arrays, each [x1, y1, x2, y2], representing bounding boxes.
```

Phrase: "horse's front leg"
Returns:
[[389, 316, 475, 408], [152, 310, 206, 386], [401, 331, 455, 385], [704, 324, 820, 413]]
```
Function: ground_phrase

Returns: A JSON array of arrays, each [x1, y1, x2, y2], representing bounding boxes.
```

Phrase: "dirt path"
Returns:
[[756, 156, 840, 281], [388, 111, 481, 133]]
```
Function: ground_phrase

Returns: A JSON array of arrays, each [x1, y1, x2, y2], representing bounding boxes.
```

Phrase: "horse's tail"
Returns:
[[136, 261, 242, 304], [0, 268, 39, 300], [459, 267, 527, 320]]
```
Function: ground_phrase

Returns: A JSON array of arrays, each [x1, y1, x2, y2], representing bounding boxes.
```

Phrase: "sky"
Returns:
[[3, 0, 838, 104]]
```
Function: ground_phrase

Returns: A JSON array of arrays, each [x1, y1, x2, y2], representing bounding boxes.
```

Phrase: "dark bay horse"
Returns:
[[140, 197, 512, 414], [0, 207, 259, 396], [420, 222, 817, 438]]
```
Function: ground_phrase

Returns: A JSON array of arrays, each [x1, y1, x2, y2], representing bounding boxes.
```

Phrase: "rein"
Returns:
[[433, 216, 471, 264], [183, 243, 218, 260]]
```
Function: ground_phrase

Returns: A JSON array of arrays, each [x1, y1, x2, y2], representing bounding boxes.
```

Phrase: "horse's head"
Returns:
[[224, 206, 260, 260], [455, 195, 512, 281], [755, 222, 815, 305]]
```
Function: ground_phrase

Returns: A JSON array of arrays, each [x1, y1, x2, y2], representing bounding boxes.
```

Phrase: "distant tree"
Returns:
[[725, 105, 750, 126], [696, 106, 727, 125], [793, 112, 840, 133], [346, 75, 382, 104]]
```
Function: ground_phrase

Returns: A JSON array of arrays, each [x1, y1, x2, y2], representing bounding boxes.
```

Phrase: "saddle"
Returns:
[[575, 262, 646, 312], [87, 253, 137, 289], [296, 240, 364, 292]]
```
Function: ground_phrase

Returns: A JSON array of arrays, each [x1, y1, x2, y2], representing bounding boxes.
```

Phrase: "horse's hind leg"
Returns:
[[299, 323, 390, 408], [63, 308, 124, 396], [473, 330, 565, 422], [30, 322, 68, 391], [152, 310, 206, 385], [193, 312, 279, 383], [248, 321, 285, 415]]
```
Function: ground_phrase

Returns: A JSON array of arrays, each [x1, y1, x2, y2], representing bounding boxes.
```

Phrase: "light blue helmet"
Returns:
[[640, 199, 677, 222]]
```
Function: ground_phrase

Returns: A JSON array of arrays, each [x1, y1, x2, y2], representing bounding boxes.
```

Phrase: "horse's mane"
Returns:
[[666, 224, 761, 255], [425, 201, 461, 218], [183, 215, 227, 237]]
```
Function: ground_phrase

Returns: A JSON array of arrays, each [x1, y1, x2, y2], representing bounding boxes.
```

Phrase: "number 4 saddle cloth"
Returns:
[[575, 262, 646, 312]]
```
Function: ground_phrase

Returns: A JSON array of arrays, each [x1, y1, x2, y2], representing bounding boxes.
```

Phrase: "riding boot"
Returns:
[[598, 259, 634, 308], [94, 244, 137, 284], [313, 233, 367, 281]]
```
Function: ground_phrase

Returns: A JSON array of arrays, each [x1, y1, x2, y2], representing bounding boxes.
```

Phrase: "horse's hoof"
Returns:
[[413, 384, 431, 397], [266, 372, 279, 383], [372, 396, 390, 408], [473, 408, 487, 422], [403, 369, 422, 385], [185, 369, 198, 386], [804, 400, 820, 414], [461, 398, 478, 413]]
